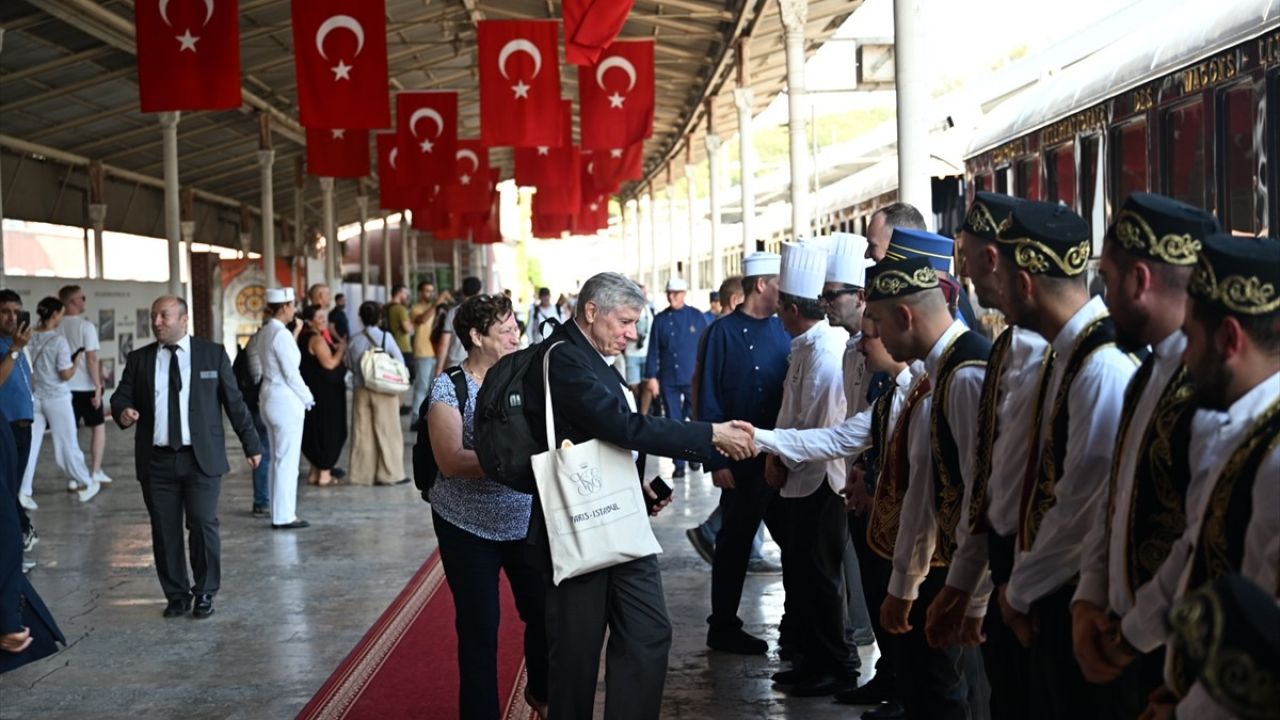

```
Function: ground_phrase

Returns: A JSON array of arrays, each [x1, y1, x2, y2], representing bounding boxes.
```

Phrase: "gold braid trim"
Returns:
[[998, 216, 1091, 277], [1113, 209, 1202, 266], [869, 266, 939, 298], [1189, 253, 1280, 315], [965, 201, 1000, 236], [967, 328, 1014, 532]]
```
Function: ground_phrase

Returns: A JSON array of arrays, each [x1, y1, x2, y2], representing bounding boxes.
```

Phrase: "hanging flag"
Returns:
[[590, 142, 645, 192], [579, 40, 654, 150], [573, 194, 609, 235], [291, 0, 390, 128], [442, 141, 492, 214], [534, 147, 582, 215], [478, 20, 562, 148], [470, 170, 504, 245], [376, 133, 414, 211], [514, 100, 573, 187], [396, 91, 458, 187], [531, 208, 572, 239], [306, 128, 370, 177], [136, 0, 241, 111], [563, 0, 635, 66]]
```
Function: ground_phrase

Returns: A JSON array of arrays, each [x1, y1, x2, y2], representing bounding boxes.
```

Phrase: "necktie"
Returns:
[[166, 344, 182, 450]]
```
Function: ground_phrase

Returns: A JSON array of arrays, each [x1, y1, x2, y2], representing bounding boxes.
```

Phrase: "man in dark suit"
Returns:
[[523, 272, 755, 720], [110, 296, 261, 619]]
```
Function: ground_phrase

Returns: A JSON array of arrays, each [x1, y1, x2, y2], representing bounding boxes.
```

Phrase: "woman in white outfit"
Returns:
[[249, 288, 314, 529], [21, 297, 100, 507]]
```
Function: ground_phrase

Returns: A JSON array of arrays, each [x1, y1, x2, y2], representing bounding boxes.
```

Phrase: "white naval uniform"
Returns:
[[250, 318, 314, 525]]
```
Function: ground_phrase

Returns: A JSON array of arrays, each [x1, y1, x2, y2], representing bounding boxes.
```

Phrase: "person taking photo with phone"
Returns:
[[0, 290, 40, 554]]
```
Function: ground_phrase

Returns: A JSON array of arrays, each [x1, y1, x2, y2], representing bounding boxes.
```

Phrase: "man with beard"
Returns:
[[1069, 193, 1219, 718], [1099, 233, 1279, 720]]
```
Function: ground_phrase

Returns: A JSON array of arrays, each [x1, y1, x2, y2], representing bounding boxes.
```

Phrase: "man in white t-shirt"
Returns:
[[57, 285, 110, 485]]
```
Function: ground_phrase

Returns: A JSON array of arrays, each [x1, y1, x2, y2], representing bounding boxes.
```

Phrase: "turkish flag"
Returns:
[[514, 100, 573, 187], [478, 20, 562, 148], [442, 141, 491, 214], [136, 0, 241, 112], [532, 210, 572, 239], [291, 0, 390, 129], [534, 147, 581, 215], [397, 91, 458, 188], [376, 133, 414, 211], [306, 128, 370, 178], [470, 171, 504, 245], [591, 142, 645, 191], [579, 40, 654, 149], [564, 0, 635, 66]]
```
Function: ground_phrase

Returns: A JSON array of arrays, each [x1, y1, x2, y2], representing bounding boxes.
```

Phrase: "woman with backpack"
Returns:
[[425, 294, 548, 719], [345, 301, 408, 487]]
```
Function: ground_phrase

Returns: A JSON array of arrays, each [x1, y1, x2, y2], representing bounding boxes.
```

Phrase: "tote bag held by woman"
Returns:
[[359, 329, 411, 395]]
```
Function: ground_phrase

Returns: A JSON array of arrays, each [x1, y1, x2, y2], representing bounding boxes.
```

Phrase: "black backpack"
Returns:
[[472, 342, 551, 494], [412, 366, 468, 503]]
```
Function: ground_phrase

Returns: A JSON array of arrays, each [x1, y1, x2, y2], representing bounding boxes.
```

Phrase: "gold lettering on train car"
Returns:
[[1181, 52, 1239, 94], [992, 138, 1028, 167], [1260, 33, 1280, 68], [1132, 86, 1155, 113], [1041, 106, 1107, 146]]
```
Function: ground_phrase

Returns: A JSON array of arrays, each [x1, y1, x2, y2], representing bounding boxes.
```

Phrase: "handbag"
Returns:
[[359, 328, 411, 395], [532, 342, 662, 586]]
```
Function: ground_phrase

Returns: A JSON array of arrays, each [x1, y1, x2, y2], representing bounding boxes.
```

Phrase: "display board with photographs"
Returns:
[[137, 308, 151, 339], [118, 332, 133, 363], [98, 308, 115, 341], [99, 358, 115, 390]]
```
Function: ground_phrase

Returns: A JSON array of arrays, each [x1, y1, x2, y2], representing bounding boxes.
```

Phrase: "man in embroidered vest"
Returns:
[[933, 191, 1047, 720], [861, 253, 991, 720], [994, 201, 1138, 719], [1070, 193, 1220, 717], [1101, 232, 1279, 720]]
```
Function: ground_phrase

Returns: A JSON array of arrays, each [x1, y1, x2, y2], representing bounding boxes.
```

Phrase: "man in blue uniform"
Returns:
[[644, 277, 709, 478]]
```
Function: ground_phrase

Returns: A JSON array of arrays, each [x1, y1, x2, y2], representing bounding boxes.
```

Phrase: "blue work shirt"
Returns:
[[0, 336, 34, 422], [703, 310, 717, 326], [644, 304, 708, 387]]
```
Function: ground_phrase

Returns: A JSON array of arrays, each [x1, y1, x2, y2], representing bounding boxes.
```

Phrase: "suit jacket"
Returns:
[[110, 337, 261, 480]]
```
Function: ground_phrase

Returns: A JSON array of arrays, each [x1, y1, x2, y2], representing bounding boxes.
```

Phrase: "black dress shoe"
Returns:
[[788, 673, 857, 698], [862, 702, 907, 719], [332, 467, 347, 479], [272, 519, 311, 529], [834, 673, 895, 705], [689, 462, 701, 471], [771, 667, 818, 686], [252, 505, 269, 517], [192, 594, 215, 619], [685, 528, 715, 565], [163, 596, 192, 618], [671, 468, 686, 479], [707, 627, 768, 655]]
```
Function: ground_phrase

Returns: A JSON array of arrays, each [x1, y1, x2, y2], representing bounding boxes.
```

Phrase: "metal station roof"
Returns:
[[1, 0, 859, 252]]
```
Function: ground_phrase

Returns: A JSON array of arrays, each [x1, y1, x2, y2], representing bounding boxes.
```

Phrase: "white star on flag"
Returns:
[[608, 92, 625, 109], [609, 148, 623, 159], [332, 60, 353, 81], [536, 147, 550, 156], [176, 29, 199, 52], [419, 139, 434, 153], [589, 203, 599, 211], [460, 174, 472, 185], [512, 80, 530, 99], [331, 129, 346, 139]]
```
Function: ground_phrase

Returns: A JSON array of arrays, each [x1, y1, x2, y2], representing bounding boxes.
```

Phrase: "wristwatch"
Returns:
[[7, 350, 19, 361]]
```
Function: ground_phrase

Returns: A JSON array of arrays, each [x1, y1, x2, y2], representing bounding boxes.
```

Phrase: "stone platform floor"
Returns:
[[2, 419, 878, 719]]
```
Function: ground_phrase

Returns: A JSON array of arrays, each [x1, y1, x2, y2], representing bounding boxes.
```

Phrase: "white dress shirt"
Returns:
[[985, 328, 1052, 537], [843, 334, 870, 417], [1075, 330, 1188, 614], [888, 321, 989, 612], [251, 319, 314, 408], [153, 334, 192, 447], [1006, 296, 1137, 613], [772, 319, 848, 497]]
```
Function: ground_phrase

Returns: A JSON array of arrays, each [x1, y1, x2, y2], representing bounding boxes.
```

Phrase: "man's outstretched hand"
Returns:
[[711, 422, 755, 461]]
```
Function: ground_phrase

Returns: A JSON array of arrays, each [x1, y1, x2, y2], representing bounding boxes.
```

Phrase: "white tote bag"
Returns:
[[533, 342, 663, 585], [359, 329, 411, 395]]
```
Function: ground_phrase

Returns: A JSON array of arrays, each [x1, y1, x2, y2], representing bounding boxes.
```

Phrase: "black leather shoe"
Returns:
[[771, 667, 818, 686], [834, 673, 895, 705], [672, 468, 686, 479], [163, 595, 192, 618], [252, 505, 268, 517], [707, 627, 768, 655], [685, 528, 715, 565], [862, 702, 907, 719], [272, 519, 311, 529], [788, 673, 857, 698], [192, 594, 215, 619], [689, 462, 701, 472], [332, 467, 347, 479]]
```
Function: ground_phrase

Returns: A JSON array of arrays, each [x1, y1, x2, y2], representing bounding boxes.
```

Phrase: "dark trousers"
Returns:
[[780, 484, 855, 677], [708, 456, 786, 631], [980, 590, 1029, 720], [1027, 584, 1108, 720], [1095, 646, 1166, 720], [10, 422, 32, 536], [897, 567, 969, 720], [139, 447, 222, 599], [658, 385, 691, 471], [545, 554, 671, 720], [432, 512, 549, 720], [850, 510, 897, 687]]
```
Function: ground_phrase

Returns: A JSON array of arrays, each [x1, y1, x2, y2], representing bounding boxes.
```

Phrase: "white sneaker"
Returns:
[[18, 493, 38, 511], [68, 480, 82, 492], [78, 478, 101, 503], [22, 560, 37, 574], [94, 469, 113, 485]]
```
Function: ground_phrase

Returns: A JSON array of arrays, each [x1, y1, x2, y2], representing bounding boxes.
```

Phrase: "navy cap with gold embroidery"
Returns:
[[1109, 192, 1219, 266], [1188, 233, 1280, 317], [962, 192, 1023, 243], [885, 228, 954, 272], [865, 257, 940, 302], [996, 201, 1091, 278]]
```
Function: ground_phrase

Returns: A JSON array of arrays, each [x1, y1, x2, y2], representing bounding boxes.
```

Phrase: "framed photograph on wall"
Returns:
[[118, 332, 133, 363], [99, 358, 115, 390], [98, 308, 115, 341], [137, 309, 151, 339]]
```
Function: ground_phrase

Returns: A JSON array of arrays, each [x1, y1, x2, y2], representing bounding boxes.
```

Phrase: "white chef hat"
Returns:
[[826, 233, 871, 287], [265, 287, 295, 304], [742, 251, 781, 276], [779, 241, 829, 298]]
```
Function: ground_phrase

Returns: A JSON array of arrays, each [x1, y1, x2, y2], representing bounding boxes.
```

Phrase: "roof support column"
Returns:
[[666, 167, 677, 283], [646, 191, 659, 297], [320, 177, 337, 291], [894, 0, 932, 230], [293, 158, 304, 290], [733, 88, 755, 256], [400, 213, 411, 289], [381, 214, 391, 295], [258, 114, 276, 285], [356, 188, 369, 301], [409, 227, 419, 288], [451, 239, 461, 291], [88, 161, 106, 280], [705, 130, 724, 288], [620, 199, 631, 279], [778, 0, 811, 240], [160, 111, 183, 296], [686, 160, 697, 293]]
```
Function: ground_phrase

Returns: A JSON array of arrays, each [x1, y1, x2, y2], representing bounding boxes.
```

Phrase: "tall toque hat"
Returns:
[[742, 251, 781, 277], [1109, 192, 1220, 266], [779, 241, 829, 298], [962, 192, 1023, 242], [865, 258, 940, 302], [1188, 233, 1280, 316], [996, 200, 1092, 278], [885, 228, 954, 273], [825, 233, 871, 286]]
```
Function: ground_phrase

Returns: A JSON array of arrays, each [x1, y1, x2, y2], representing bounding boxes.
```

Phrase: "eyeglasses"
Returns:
[[819, 287, 860, 303]]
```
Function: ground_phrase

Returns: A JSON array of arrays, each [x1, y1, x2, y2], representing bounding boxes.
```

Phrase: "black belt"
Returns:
[[153, 445, 193, 453], [10, 420, 33, 428]]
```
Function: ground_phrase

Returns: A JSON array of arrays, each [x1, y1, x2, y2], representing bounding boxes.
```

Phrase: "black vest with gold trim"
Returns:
[[867, 375, 931, 562], [967, 327, 1015, 533], [1020, 314, 1118, 550], [929, 330, 992, 564]]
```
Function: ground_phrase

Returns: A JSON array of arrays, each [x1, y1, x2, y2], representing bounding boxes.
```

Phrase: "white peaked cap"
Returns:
[[665, 277, 688, 292], [265, 287, 295, 304], [743, 251, 781, 276], [826, 233, 871, 286], [779, 241, 829, 298]]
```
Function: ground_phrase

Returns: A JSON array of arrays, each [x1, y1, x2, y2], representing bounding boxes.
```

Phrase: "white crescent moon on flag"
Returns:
[[498, 39, 543, 80], [159, 0, 215, 27], [389, 147, 399, 170], [316, 15, 366, 61], [408, 108, 444, 139], [595, 56, 637, 92], [456, 149, 480, 173]]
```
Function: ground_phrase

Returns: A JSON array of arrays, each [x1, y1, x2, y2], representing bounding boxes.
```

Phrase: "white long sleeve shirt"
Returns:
[[888, 321, 989, 613], [250, 318, 314, 408], [1006, 296, 1136, 614], [985, 328, 1051, 537], [1075, 330, 1188, 615], [773, 319, 848, 498], [151, 334, 192, 447]]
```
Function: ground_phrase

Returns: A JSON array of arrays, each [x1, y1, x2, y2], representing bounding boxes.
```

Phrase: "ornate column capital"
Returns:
[[704, 134, 723, 154], [733, 88, 754, 113], [777, 0, 808, 32], [257, 149, 276, 168]]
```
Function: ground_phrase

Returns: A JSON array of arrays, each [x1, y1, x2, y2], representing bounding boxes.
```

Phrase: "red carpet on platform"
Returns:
[[298, 550, 537, 720]]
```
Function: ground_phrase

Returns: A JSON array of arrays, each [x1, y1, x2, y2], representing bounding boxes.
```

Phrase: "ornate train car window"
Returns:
[[1081, 134, 1103, 231], [1046, 142, 1076, 209], [1016, 157, 1041, 200], [1163, 99, 1207, 207], [1220, 83, 1263, 234], [1112, 120, 1150, 206]]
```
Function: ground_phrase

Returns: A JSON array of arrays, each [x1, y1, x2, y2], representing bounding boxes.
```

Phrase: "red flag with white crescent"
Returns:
[[478, 20, 562, 148], [443, 141, 492, 214], [397, 91, 458, 187], [591, 142, 645, 191], [136, 0, 241, 112], [534, 147, 581, 215], [376, 133, 414, 211], [578, 40, 654, 149], [469, 170, 503, 245], [532, 211, 572, 239], [291, 0, 390, 128], [563, 0, 635, 66], [305, 128, 370, 178], [514, 100, 573, 187]]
